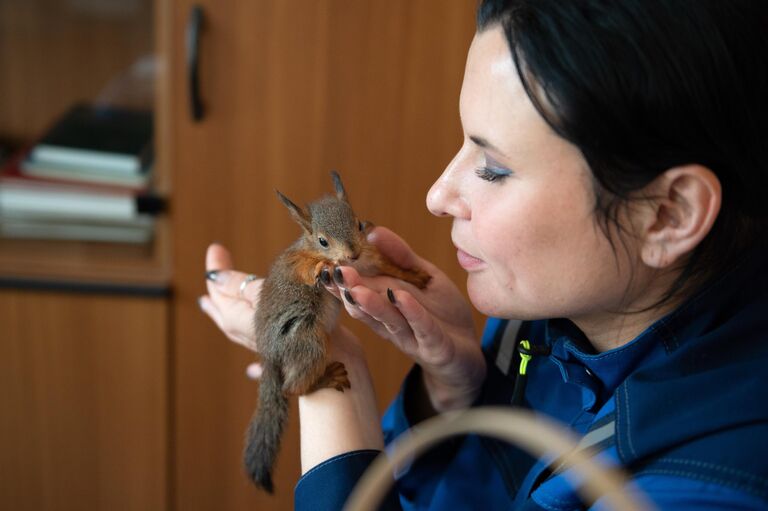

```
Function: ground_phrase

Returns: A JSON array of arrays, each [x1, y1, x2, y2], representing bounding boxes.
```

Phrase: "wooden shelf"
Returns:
[[0, 216, 171, 291], [0, 0, 168, 294]]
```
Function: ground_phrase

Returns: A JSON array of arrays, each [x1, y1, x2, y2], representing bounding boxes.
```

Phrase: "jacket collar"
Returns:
[[614, 242, 768, 463], [539, 243, 768, 462]]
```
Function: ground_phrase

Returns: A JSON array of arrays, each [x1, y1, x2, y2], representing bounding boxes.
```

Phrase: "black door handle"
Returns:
[[186, 5, 205, 121]]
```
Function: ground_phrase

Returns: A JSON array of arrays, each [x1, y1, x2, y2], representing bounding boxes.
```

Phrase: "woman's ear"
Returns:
[[639, 165, 721, 268]]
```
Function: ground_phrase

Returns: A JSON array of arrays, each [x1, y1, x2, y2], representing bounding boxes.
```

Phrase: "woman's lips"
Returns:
[[456, 248, 485, 270]]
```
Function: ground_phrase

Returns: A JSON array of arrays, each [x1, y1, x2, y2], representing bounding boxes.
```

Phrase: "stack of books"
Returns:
[[0, 103, 163, 243]]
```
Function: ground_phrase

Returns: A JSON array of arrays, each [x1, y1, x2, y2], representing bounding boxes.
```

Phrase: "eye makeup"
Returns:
[[475, 153, 513, 182], [475, 166, 512, 182]]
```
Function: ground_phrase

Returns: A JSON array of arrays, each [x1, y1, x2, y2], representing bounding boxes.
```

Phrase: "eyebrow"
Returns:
[[469, 135, 506, 157]]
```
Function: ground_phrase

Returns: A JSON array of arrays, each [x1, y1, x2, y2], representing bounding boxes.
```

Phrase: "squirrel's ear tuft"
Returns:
[[331, 170, 348, 202], [277, 190, 312, 233]]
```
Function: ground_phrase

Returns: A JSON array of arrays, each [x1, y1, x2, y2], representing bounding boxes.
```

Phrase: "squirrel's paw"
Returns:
[[308, 361, 351, 393], [401, 267, 432, 290]]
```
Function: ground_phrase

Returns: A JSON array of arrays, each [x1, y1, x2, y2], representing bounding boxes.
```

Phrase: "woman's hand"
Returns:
[[199, 242, 366, 360], [325, 226, 486, 413], [199, 243, 266, 377], [199, 243, 384, 470]]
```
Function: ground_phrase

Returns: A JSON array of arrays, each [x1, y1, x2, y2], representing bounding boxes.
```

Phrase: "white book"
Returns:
[[31, 145, 142, 174], [21, 157, 151, 188], [0, 217, 154, 244], [0, 182, 141, 222]]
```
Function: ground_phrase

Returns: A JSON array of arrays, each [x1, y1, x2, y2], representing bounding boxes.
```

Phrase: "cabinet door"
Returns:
[[168, 2, 476, 509], [0, 290, 169, 511]]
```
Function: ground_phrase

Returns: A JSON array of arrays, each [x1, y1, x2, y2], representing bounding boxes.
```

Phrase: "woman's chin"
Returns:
[[466, 274, 503, 317], [466, 274, 539, 320]]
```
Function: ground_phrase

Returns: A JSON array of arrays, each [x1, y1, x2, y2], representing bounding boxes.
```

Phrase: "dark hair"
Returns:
[[477, 0, 768, 305]]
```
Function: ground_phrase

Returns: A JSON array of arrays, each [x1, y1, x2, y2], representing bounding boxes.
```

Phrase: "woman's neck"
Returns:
[[573, 270, 684, 352]]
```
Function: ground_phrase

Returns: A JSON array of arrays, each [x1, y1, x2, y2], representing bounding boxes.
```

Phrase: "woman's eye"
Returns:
[[318, 237, 329, 247], [358, 221, 364, 232], [475, 166, 512, 182]]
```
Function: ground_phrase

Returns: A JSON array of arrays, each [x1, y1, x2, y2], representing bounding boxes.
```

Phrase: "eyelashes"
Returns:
[[475, 166, 512, 183]]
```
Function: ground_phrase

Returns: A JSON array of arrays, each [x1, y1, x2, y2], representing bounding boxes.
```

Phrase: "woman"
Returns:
[[200, 1, 768, 508]]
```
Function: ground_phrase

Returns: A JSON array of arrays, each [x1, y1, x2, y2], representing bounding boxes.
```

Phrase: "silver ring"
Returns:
[[239, 274, 258, 297]]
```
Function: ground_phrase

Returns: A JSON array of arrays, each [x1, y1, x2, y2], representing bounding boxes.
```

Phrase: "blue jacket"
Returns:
[[295, 245, 768, 510]]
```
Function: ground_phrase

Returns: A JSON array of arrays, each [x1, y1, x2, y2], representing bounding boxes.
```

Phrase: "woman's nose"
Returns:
[[426, 152, 470, 219]]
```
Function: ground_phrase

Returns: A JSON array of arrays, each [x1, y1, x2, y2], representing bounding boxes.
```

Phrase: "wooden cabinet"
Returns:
[[1, 1, 479, 509], [0, 290, 169, 511], [0, 1, 171, 510]]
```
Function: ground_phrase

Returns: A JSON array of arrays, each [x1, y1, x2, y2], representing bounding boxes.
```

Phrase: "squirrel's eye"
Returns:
[[318, 237, 329, 248]]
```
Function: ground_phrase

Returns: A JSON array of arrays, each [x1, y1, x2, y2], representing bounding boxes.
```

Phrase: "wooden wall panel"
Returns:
[[0, 290, 169, 511], [169, 1, 478, 509]]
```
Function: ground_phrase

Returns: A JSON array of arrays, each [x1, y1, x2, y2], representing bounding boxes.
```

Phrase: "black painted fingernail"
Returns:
[[320, 268, 331, 286], [333, 267, 345, 286], [387, 288, 396, 304], [343, 289, 356, 305], [205, 270, 220, 281]]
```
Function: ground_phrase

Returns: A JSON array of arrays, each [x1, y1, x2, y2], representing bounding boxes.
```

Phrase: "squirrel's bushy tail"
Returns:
[[244, 362, 288, 493]]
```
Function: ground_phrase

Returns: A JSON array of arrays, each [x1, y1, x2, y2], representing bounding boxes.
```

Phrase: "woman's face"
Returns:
[[427, 26, 650, 331]]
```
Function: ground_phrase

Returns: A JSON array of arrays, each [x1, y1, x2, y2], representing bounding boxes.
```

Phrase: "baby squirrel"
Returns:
[[245, 171, 431, 493]]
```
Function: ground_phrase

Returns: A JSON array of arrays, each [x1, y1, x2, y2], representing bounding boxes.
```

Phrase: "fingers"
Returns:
[[339, 270, 454, 370], [246, 362, 263, 380], [319, 265, 342, 301], [205, 243, 237, 297], [198, 294, 256, 349], [326, 265, 404, 342], [201, 243, 261, 350], [206, 242, 234, 271], [334, 264, 443, 358], [348, 285, 419, 354], [200, 292, 262, 381], [207, 270, 263, 306], [204, 243, 262, 304], [391, 289, 450, 360], [202, 244, 264, 379], [198, 294, 225, 328]]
